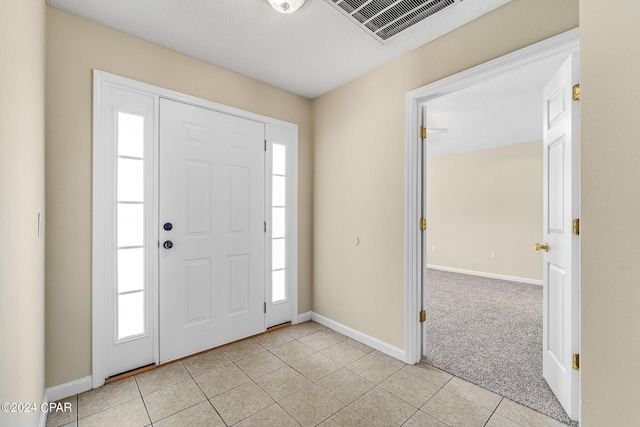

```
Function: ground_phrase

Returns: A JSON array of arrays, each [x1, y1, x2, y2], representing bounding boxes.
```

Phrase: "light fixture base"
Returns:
[[266, 0, 306, 14]]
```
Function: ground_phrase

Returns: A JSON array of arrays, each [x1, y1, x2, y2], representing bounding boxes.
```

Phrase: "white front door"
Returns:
[[159, 99, 266, 363], [541, 53, 580, 421]]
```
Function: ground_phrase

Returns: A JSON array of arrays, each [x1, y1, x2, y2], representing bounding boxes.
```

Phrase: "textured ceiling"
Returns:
[[425, 52, 570, 157], [47, 0, 511, 99]]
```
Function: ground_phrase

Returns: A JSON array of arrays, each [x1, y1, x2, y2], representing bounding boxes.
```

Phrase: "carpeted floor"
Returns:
[[424, 268, 578, 426]]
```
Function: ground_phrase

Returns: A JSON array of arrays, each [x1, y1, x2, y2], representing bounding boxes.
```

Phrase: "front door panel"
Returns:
[[159, 99, 265, 363]]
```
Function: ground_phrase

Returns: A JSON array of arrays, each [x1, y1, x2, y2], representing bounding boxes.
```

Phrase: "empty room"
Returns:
[[2, 1, 640, 427]]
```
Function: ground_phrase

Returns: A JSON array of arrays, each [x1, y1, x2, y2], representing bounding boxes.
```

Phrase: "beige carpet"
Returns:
[[424, 268, 578, 426]]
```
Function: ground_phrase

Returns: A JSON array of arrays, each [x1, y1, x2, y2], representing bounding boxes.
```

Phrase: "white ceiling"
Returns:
[[425, 52, 570, 157], [47, 0, 512, 99]]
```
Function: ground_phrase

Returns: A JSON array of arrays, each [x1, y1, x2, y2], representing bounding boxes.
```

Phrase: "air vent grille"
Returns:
[[329, 0, 456, 42]]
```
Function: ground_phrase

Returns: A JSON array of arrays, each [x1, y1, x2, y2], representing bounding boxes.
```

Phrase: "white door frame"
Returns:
[[403, 28, 580, 365], [92, 71, 299, 388]]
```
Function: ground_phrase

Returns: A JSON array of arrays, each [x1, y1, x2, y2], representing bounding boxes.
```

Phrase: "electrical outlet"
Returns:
[[490, 251, 496, 259], [432, 246, 437, 253]]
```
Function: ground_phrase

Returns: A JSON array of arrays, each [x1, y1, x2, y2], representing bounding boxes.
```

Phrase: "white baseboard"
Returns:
[[426, 264, 543, 286], [297, 311, 312, 323], [45, 375, 92, 403], [38, 388, 48, 427], [309, 312, 405, 362]]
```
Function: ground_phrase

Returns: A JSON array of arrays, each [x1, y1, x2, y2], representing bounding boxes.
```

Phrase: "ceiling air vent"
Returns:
[[328, 0, 456, 43]]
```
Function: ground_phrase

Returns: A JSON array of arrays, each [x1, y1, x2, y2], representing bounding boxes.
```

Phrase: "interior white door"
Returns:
[[159, 99, 266, 363], [541, 53, 580, 420]]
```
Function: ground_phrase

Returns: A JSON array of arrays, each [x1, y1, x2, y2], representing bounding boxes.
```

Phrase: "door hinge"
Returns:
[[419, 218, 427, 231], [264, 302, 267, 314], [419, 126, 427, 139], [419, 310, 426, 323], [572, 353, 580, 371], [572, 84, 581, 101], [264, 221, 267, 232], [265, 140, 267, 151], [573, 218, 580, 236]]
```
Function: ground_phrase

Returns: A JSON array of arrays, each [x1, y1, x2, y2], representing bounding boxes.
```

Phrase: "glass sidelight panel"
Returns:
[[116, 111, 146, 340], [271, 143, 287, 303]]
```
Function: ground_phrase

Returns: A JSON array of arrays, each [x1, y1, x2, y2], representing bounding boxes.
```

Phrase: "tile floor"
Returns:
[[47, 321, 569, 427]]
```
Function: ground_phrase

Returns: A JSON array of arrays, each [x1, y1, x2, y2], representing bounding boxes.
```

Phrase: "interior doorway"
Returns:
[[403, 28, 581, 423]]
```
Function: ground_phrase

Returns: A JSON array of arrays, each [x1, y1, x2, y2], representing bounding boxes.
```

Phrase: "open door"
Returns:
[[540, 53, 580, 421]]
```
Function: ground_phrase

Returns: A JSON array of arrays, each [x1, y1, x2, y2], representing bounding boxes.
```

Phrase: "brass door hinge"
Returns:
[[419, 218, 427, 231], [572, 84, 581, 101], [419, 310, 426, 323], [573, 219, 580, 236], [572, 354, 580, 371], [419, 126, 427, 139]]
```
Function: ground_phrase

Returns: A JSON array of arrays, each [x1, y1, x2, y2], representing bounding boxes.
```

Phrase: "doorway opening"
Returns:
[[403, 28, 580, 423]]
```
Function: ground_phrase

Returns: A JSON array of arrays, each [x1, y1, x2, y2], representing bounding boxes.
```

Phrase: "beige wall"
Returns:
[[580, 0, 640, 424], [45, 7, 313, 388], [312, 0, 578, 349], [426, 142, 542, 281], [0, 1, 46, 426]]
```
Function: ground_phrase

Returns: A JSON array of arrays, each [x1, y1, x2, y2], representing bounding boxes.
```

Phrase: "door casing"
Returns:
[[92, 71, 299, 387]]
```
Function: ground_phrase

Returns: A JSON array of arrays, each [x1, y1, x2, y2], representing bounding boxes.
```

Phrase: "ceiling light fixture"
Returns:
[[266, 0, 306, 14]]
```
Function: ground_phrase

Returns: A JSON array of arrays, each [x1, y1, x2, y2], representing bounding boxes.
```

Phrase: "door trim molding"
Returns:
[[403, 27, 581, 365], [92, 70, 299, 389]]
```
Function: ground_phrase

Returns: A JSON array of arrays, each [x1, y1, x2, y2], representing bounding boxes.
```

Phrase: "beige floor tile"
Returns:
[[286, 321, 323, 339], [444, 376, 502, 411], [379, 369, 440, 408], [486, 413, 523, 427], [279, 384, 344, 427], [349, 387, 416, 426], [143, 379, 206, 422], [290, 352, 341, 382], [77, 398, 149, 427], [152, 401, 225, 427], [370, 350, 407, 368], [320, 341, 367, 366], [298, 331, 342, 351], [421, 389, 492, 427], [343, 338, 375, 354], [315, 368, 375, 405], [403, 410, 449, 427], [135, 362, 190, 395], [47, 395, 77, 427], [402, 362, 453, 387], [234, 403, 300, 427], [220, 339, 265, 362], [236, 350, 286, 379], [318, 407, 372, 426], [254, 365, 312, 401], [77, 377, 140, 418], [269, 340, 316, 364], [181, 349, 232, 377], [318, 328, 349, 342], [194, 363, 250, 398], [210, 381, 274, 425], [347, 354, 402, 384], [253, 328, 295, 349], [495, 399, 566, 427]]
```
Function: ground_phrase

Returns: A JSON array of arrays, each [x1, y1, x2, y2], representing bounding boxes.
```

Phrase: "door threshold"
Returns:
[[267, 321, 291, 332], [104, 323, 294, 386], [105, 363, 157, 384]]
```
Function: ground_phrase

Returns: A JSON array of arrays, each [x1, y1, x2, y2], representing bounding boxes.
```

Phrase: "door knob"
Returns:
[[163, 240, 173, 250], [163, 222, 173, 231], [534, 242, 549, 252]]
